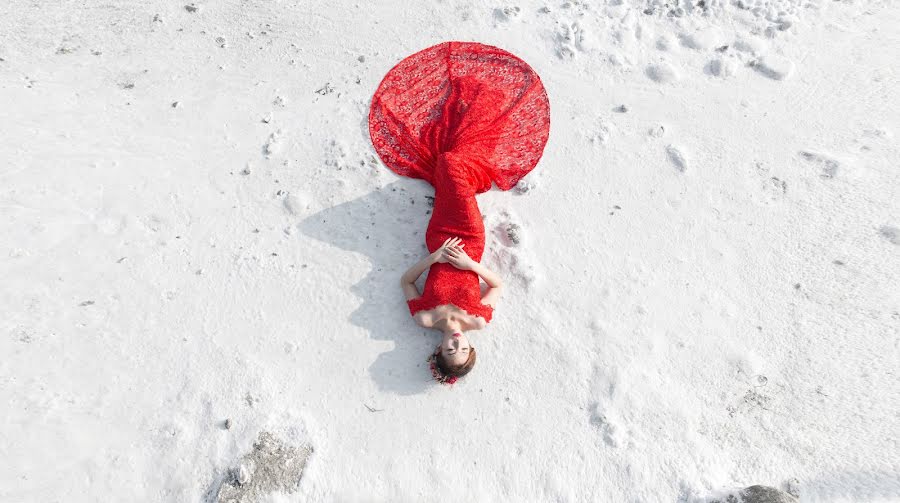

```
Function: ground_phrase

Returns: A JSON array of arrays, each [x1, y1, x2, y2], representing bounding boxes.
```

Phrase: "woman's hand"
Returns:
[[431, 237, 464, 264], [444, 243, 476, 271]]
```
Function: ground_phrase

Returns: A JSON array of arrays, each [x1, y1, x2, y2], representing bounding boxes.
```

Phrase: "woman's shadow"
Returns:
[[297, 179, 438, 395]]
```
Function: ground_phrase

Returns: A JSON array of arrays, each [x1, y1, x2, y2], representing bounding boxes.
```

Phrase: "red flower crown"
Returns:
[[427, 351, 458, 386]]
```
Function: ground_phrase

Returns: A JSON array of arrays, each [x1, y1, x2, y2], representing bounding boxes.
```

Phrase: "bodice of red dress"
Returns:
[[406, 265, 494, 323], [368, 41, 551, 326]]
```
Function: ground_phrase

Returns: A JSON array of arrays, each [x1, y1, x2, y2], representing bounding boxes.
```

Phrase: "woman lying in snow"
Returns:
[[369, 41, 551, 385]]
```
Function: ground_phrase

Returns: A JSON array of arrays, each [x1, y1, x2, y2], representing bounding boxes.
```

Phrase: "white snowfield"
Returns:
[[1, 0, 898, 501]]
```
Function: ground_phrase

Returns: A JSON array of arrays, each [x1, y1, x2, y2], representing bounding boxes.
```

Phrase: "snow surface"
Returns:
[[1, 0, 898, 501]]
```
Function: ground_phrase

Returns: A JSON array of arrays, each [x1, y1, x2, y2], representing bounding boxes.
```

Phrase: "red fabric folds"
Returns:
[[369, 41, 551, 324]]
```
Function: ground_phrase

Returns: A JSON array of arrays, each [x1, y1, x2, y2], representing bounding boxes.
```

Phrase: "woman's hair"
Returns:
[[428, 347, 477, 385]]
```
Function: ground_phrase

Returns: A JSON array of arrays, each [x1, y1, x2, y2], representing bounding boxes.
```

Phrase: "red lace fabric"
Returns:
[[368, 41, 551, 324]]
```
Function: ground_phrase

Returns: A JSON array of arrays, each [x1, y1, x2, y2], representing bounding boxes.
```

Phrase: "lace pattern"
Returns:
[[369, 41, 550, 191]]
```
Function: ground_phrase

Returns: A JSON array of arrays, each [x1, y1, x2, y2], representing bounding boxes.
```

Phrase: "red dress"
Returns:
[[368, 41, 551, 324]]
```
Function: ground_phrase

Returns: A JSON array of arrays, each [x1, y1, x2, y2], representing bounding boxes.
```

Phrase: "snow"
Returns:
[[1, 0, 898, 501]]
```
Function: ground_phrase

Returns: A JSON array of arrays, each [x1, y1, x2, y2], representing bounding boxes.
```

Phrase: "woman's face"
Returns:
[[439, 331, 471, 367]]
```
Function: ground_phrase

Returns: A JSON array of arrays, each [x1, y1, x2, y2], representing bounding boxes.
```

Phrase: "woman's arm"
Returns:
[[473, 262, 503, 308], [400, 253, 437, 299], [400, 238, 463, 299], [469, 262, 503, 288]]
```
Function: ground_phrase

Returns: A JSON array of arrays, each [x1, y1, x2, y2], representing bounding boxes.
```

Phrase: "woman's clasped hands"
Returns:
[[432, 237, 476, 270]]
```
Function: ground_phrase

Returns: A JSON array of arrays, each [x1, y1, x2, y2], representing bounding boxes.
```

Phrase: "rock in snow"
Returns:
[[214, 431, 313, 503], [709, 485, 799, 503]]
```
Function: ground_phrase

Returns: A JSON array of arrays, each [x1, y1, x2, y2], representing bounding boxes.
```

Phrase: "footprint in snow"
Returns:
[[645, 62, 679, 83], [485, 209, 540, 290], [554, 20, 595, 59], [750, 54, 795, 80], [878, 225, 900, 245], [798, 150, 840, 179], [666, 144, 688, 172]]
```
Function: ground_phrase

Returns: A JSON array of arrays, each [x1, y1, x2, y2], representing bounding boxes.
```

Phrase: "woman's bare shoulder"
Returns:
[[413, 310, 434, 327]]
